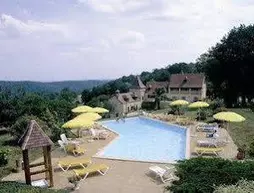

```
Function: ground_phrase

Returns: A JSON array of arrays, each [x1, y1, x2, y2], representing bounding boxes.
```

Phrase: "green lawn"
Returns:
[[227, 108, 254, 148]]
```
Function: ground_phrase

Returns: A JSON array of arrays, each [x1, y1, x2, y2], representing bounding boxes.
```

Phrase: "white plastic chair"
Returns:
[[58, 140, 66, 154], [60, 134, 69, 144], [90, 128, 99, 140]]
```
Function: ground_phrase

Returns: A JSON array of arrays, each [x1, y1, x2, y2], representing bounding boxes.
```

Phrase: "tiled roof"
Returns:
[[19, 120, 54, 150], [146, 81, 168, 95], [169, 73, 205, 88], [131, 76, 146, 89], [114, 92, 141, 104]]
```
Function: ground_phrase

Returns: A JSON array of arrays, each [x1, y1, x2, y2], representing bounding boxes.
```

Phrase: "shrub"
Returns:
[[0, 149, 9, 166], [197, 109, 208, 121], [0, 181, 68, 193], [210, 99, 225, 111], [10, 115, 49, 142], [167, 157, 254, 193], [250, 102, 254, 112], [210, 99, 227, 114], [168, 106, 185, 115], [248, 140, 254, 157], [141, 101, 156, 110], [50, 124, 63, 142], [214, 180, 254, 193]]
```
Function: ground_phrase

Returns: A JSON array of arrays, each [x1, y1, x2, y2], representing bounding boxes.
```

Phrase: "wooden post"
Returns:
[[22, 149, 31, 185], [43, 147, 49, 180], [46, 146, 54, 187]]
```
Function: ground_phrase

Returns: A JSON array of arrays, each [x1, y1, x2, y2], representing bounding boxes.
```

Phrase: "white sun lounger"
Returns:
[[196, 123, 218, 132], [148, 165, 175, 183], [197, 139, 227, 148], [90, 128, 110, 140]]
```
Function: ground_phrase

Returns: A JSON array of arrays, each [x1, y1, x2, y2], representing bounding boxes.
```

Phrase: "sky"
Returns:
[[0, 0, 254, 81]]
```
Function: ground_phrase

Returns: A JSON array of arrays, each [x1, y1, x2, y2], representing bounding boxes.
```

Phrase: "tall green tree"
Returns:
[[198, 24, 254, 107], [81, 89, 92, 104], [154, 88, 166, 110]]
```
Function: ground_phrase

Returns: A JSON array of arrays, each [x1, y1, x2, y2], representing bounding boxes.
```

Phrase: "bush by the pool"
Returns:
[[166, 157, 254, 193]]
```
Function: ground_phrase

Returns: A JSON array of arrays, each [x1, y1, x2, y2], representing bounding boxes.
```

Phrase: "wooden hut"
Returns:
[[19, 120, 54, 187]]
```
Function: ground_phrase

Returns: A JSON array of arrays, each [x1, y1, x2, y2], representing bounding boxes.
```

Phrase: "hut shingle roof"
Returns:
[[19, 120, 54, 150]]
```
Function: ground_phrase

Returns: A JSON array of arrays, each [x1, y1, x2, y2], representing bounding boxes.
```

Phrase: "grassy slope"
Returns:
[[228, 108, 254, 148]]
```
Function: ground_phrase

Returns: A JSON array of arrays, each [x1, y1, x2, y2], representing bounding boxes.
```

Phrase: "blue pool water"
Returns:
[[97, 117, 187, 162]]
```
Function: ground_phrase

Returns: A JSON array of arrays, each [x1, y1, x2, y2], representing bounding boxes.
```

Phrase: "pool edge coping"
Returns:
[[94, 116, 191, 163]]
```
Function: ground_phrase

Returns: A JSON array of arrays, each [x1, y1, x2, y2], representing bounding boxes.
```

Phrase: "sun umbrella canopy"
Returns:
[[189, 101, 209, 108], [90, 107, 109, 113], [170, 100, 189, 106], [62, 118, 94, 129], [213, 112, 245, 122], [75, 112, 102, 121], [71, 105, 93, 113]]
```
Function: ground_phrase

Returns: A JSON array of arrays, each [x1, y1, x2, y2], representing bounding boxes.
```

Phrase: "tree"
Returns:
[[167, 62, 196, 74], [59, 88, 76, 102], [198, 24, 254, 107], [81, 89, 92, 104], [10, 115, 49, 142], [154, 88, 166, 109]]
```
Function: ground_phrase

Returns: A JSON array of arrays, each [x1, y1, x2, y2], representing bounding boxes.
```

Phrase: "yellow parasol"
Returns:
[[71, 105, 93, 113], [188, 101, 209, 108], [170, 100, 189, 106], [213, 111, 245, 150], [90, 107, 109, 113], [62, 118, 94, 129], [75, 112, 102, 121], [213, 112, 245, 122]]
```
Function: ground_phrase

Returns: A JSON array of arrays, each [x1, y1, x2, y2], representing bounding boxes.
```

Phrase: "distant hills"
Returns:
[[0, 80, 110, 93]]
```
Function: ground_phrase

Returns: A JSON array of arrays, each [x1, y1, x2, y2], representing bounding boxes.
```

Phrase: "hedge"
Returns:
[[0, 181, 68, 193], [167, 157, 254, 193]]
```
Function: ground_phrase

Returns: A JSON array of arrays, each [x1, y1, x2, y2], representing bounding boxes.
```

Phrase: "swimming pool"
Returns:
[[96, 117, 188, 163]]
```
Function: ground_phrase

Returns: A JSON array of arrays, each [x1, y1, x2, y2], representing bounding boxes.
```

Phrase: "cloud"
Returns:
[[112, 30, 145, 49], [0, 14, 70, 38], [77, 0, 150, 13], [1, 0, 254, 81]]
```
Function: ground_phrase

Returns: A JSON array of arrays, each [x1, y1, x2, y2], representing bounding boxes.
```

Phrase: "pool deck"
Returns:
[[2, 132, 168, 192], [1, 115, 238, 192]]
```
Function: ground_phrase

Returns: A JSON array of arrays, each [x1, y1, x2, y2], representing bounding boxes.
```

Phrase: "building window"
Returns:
[[180, 88, 189, 91], [171, 88, 178, 91], [182, 96, 186, 100], [191, 88, 200, 91]]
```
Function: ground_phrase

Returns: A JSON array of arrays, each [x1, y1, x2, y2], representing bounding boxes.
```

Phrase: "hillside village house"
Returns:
[[168, 74, 206, 101], [145, 80, 168, 102], [109, 76, 145, 115], [109, 74, 206, 115]]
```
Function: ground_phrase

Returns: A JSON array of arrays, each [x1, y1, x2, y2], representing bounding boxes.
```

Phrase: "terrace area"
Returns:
[[2, 113, 238, 193]]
